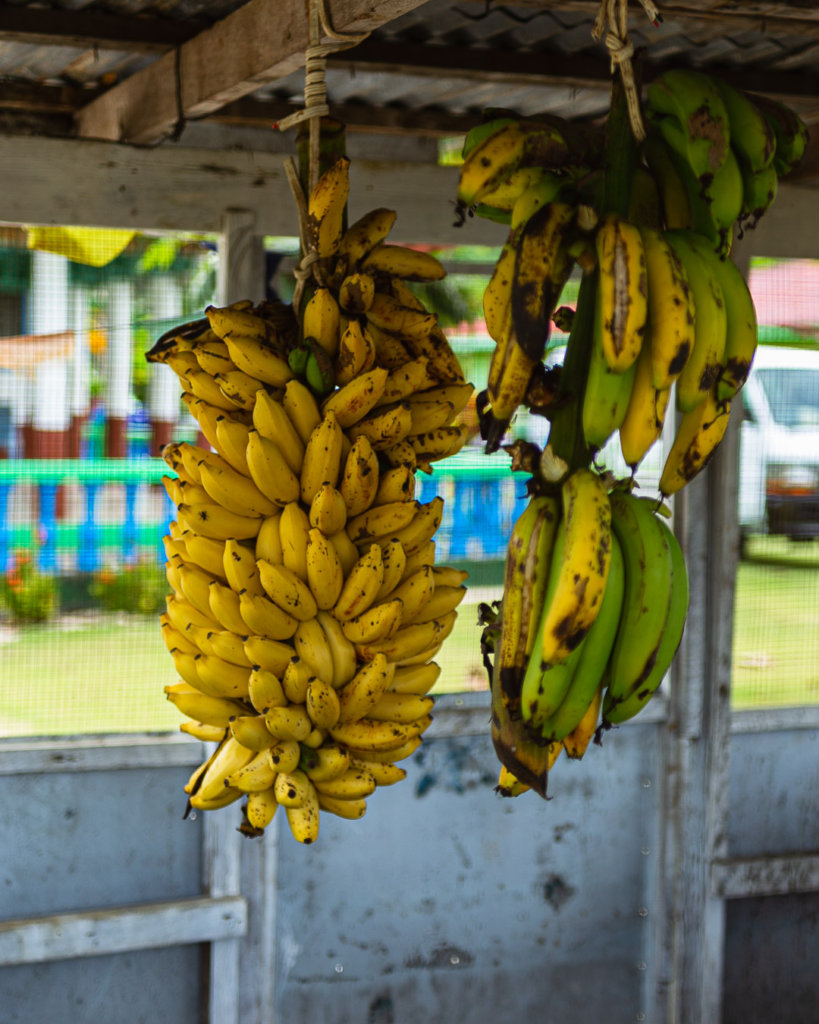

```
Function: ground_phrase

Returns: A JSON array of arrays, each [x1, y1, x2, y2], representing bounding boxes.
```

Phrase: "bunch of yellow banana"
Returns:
[[488, 473, 688, 798], [148, 155, 475, 844]]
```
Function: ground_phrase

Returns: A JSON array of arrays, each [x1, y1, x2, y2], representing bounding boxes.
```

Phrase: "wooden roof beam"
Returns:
[[74, 0, 434, 145]]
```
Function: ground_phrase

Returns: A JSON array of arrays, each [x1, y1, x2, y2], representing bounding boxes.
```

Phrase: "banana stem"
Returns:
[[297, 117, 347, 195], [545, 269, 597, 474], [601, 69, 640, 219]]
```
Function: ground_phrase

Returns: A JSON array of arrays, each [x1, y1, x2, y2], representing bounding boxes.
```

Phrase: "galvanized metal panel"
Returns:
[[0, 764, 202, 920], [272, 723, 663, 1024], [722, 892, 819, 1024], [0, 945, 204, 1024], [728, 728, 819, 858]]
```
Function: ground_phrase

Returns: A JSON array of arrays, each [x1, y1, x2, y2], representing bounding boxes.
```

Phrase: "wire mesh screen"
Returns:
[[0, 226, 217, 737], [731, 258, 819, 709]]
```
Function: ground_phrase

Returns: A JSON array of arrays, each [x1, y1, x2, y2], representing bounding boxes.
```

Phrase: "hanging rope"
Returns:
[[276, 0, 369, 304], [592, 0, 664, 142]]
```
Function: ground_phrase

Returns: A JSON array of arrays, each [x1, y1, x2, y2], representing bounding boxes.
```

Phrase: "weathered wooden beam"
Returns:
[[75, 0, 434, 145], [0, 896, 246, 966], [0, 3, 206, 52]]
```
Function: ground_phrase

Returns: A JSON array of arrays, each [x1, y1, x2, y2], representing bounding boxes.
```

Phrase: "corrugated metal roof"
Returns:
[[0, 0, 817, 143]]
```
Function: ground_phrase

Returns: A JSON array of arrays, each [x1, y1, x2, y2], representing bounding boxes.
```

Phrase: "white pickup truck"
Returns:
[[737, 344, 819, 544]]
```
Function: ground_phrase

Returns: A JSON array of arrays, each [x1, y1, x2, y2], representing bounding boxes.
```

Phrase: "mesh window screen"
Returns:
[[732, 258, 819, 709], [0, 226, 217, 737]]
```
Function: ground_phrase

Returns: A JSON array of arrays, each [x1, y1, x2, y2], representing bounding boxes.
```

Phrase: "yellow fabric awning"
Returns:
[[26, 226, 136, 267]]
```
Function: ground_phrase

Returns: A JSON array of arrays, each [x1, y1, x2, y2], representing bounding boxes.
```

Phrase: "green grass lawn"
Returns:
[[2, 539, 818, 737]]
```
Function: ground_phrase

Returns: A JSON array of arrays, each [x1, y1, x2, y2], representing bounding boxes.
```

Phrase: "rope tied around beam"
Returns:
[[277, 0, 368, 306], [592, 0, 664, 143]]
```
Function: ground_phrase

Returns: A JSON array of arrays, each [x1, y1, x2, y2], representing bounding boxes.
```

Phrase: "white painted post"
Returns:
[[217, 209, 266, 307], [29, 251, 70, 456], [68, 286, 91, 457], [147, 276, 184, 454], [104, 279, 133, 457]]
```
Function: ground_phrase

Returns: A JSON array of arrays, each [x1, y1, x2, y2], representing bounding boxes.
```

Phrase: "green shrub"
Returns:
[[89, 558, 168, 615], [0, 551, 59, 623]]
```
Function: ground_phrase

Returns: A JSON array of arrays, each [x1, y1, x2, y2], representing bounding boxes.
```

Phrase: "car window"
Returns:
[[755, 368, 819, 428]]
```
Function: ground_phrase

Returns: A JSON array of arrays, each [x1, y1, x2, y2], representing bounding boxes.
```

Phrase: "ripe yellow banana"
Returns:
[[659, 388, 731, 497], [336, 653, 396, 724], [315, 610, 358, 688], [214, 414, 253, 476], [246, 429, 301, 507], [305, 677, 342, 730], [247, 666, 287, 714], [308, 483, 347, 536], [198, 460, 278, 518], [279, 501, 311, 581], [347, 500, 419, 545], [293, 617, 335, 685], [257, 558, 319, 621], [282, 378, 322, 445], [339, 434, 380, 518], [209, 580, 254, 634], [238, 590, 299, 641], [363, 244, 446, 282], [638, 226, 695, 390], [334, 318, 377, 385], [595, 214, 648, 372], [300, 411, 344, 506], [338, 272, 376, 315], [177, 502, 262, 542], [346, 401, 413, 451], [306, 156, 350, 260], [255, 513, 283, 565], [243, 635, 294, 676], [306, 528, 345, 611], [321, 367, 389, 429], [252, 390, 305, 474], [539, 468, 612, 668], [302, 286, 341, 356]]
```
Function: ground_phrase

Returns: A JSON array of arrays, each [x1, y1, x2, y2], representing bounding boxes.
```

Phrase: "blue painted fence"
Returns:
[[0, 449, 529, 574]]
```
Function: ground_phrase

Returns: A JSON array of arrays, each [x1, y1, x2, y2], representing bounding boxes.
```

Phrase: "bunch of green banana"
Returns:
[[149, 155, 474, 845], [488, 476, 689, 799], [643, 70, 808, 250]]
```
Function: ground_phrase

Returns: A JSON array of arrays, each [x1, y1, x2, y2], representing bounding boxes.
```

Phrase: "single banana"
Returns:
[[217, 331, 293, 389], [373, 465, 415, 506], [177, 502, 261, 542], [389, 496, 444, 557], [210, 580, 255, 634], [308, 483, 347, 536], [339, 434, 380, 518], [227, 749, 277, 791], [282, 378, 322, 445], [334, 207, 397, 281], [281, 656, 313, 703], [367, 691, 434, 724], [334, 318, 377, 385], [390, 661, 441, 695], [347, 500, 419, 545], [355, 613, 455, 664], [638, 225, 695, 390], [330, 717, 425, 755], [306, 156, 350, 260], [605, 490, 674, 706], [302, 286, 341, 356], [365, 291, 437, 341], [312, 766, 377, 800], [659, 388, 732, 498], [375, 539, 408, 602], [198, 460, 278, 518], [595, 213, 648, 372], [300, 411, 344, 506], [362, 244, 446, 282], [257, 558, 319, 621], [341, 598, 404, 645], [243, 635, 294, 677], [562, 685, 603, 759], [255, 513, 284, 566], [294, 617, 335, 685], [376, 357, 437, 405], [317, 793, 367, 820], [603, 514, 689, 725], [279, 501, 311, 581], [618, 330, 673, 470], [536, 532, 625, 742], [539, 468, 612, 668], [383, 565, 435, 626], [409, 582, 466, 625], [238, 590, 299, 641], [333, 543, 385, 622], [306, 528, 345, 611], [346, 401, 414, 451], [328, 528, 360, 578], [738, 161, 778, 230], [265, 705, 314, 744], [228, 714, 276, 753], [284, 784, 321, 844], [244, 787, 279, 831], [664, 230, 728, 412], [214, 414, 253, 476], [321, 367, 389, 428], [315, 610, 358, 689], [337, 272, 376, 315], [252, 390, 305, 475], [305, 677, 342, 730], [582, 270, 639, 451], [164, 682, 249, 728], [213, 369, 263, 412], [245, 429, 301, 507], [407, 424, 470, 464], [247, 666, 287, 714]]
